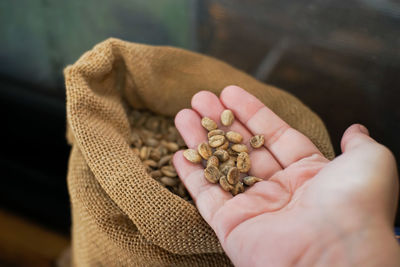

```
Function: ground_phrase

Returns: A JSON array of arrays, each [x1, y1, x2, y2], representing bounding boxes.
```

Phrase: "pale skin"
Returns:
[[173, 85, 400, 267]]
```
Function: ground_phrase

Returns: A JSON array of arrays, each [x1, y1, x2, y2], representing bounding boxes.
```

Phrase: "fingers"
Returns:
[[340, 124, 375, 152], [220, 85, 323, 168], [174, 109, 208, 148], [191, 91, 282, 179], [173, 151, 231, 223]]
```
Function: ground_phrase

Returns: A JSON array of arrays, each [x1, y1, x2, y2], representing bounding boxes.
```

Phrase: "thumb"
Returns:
[[340, 124, 376, 153], [339, 124, 398, 221]]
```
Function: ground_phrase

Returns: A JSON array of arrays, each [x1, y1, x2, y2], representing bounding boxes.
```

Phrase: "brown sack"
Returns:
[[64, 38, 334, 266]]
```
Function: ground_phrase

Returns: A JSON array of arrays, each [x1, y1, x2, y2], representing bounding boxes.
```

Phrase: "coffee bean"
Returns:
[[145, 117, 160, 132], [227, 148, 239, 157], [154, 133, 163, 140], [231, 144, 248, 153], [143, 159, 158, 168], [168, 125, 179, 136], [158, 155, 173, 167], [164, 141, 179, 152], [226, 131, 243, 143], [159, 120, 169, 134], [198, 142, 213, 160], [139, 129, 153, 140], [219, 157, 236, 175], [160, 176, 178, 187], [226, 156, 237, 166], [161, 165, 177, 177], [208, 129, 225, 139], [214, 149, 229, 162], [227, 167, 239, 185], [243, 176, 263, 186], [183, 149, 202, 163], [216, 140, 229, 150], [177, 182, 187, 198], [158, 146, 169, 157], [145, 137, 159, 147], [207, 155, 219, 168], [149, 148, 161, 161], [149, 170, 162, 179], [237, 152, 251, 173], [201, 117, 218, 131], [250, 134, 265, 148], [209, 135, 225, 148], [130, 132, 143, 148], [204, 165, 220, 183], [221, 109, 234, 126], [228, 156, 237, 163], [231, 182, 244, 196], [140, 146, 150, 160], [219, 165, 231, 176], [219, 176, 234, 192]]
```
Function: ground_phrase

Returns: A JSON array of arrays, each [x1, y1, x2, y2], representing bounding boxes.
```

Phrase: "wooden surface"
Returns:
[[0, 209, 69, 267]]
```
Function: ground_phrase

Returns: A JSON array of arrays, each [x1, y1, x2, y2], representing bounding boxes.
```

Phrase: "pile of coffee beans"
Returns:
[[128, 110, 191, 201], [183, 110, 264, 196]]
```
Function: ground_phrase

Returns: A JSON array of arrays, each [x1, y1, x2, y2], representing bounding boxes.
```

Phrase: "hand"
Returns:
[[173, 86, 400, 267]]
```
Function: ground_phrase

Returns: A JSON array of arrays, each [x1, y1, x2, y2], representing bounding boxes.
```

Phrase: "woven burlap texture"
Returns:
[[64, 38, 335, 266]]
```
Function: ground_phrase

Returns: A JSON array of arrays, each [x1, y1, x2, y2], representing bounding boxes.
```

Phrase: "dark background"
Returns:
[[1, 0, 399, 239]]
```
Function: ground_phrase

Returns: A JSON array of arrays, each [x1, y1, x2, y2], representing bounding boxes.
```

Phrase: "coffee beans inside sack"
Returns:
[[183, 110, 265, 196], [128, 110, 192, 201]]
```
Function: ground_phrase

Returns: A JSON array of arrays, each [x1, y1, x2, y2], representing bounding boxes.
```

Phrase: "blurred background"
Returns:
[[1, 0, 399, 265]]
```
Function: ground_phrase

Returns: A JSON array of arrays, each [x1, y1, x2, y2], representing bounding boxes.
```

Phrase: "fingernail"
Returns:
[[358, 124, 369, 135]]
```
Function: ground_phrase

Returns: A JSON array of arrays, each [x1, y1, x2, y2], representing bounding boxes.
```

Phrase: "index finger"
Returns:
[[174, 110, 231, 223], [220, 85, 323, 167]]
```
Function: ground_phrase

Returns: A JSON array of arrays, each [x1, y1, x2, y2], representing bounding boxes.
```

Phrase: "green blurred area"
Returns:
[[0, 0, 194, 90]]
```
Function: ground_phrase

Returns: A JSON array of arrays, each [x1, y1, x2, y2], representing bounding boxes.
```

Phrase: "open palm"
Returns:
[[173, 86, 399, 267]]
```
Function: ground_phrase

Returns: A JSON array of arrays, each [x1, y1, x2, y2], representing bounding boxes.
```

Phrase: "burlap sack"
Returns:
[[64, 38, 334, 266]]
